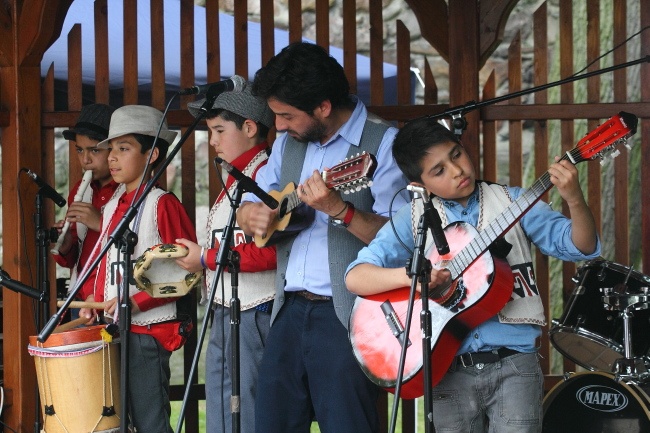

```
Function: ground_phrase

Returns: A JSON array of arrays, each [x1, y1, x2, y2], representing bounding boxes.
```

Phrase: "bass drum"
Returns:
[[543, 371, 650, 433]]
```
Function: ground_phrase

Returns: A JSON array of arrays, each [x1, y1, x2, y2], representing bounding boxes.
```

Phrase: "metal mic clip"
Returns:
[[406, 185, 429, 202]]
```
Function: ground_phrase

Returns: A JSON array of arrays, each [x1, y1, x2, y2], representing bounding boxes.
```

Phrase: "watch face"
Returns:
[[329, 217, 348, 228]]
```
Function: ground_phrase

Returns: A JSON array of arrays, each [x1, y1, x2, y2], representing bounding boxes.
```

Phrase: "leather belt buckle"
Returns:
[[459, 352, 474, 368], [456, 350, 508, 368]]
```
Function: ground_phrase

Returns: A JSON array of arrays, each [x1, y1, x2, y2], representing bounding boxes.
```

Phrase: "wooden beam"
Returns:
[[18, 0, 73, 65], [404, 0, 449, 61], [365, 102, 650, 124], [479, 0, 519, 67], [448, 0, 480, 168]]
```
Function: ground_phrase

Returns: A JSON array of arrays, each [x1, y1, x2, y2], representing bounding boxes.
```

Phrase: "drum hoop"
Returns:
[[27, 344, 104, 358], [29, 324, 109, 348], [549, 325, 623, 352], [583, 259, 650, 287]]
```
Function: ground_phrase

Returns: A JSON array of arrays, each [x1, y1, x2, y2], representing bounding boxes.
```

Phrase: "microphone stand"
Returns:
[[175, 186, 244, 433], [116, 228, 137, 433], [387, 213, 434, 433], [427, 56, 650, 135], [38, 92, 220, 432], [228, 250, 241, 433], [34, 190, 57, 433]]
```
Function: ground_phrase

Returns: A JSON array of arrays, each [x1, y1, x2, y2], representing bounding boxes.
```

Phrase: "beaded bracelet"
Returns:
[[200, 246, 207, 269]]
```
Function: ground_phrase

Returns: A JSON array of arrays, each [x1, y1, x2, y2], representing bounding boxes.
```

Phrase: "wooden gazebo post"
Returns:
[[0, 1, 72, 430], [406, 0, 518, 165]]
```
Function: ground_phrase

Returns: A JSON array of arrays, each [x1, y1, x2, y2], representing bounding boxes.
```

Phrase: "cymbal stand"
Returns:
[[603, 267, 650, 383]]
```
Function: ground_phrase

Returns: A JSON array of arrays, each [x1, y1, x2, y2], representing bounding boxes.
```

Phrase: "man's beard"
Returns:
[[289, 118, 327, 143]]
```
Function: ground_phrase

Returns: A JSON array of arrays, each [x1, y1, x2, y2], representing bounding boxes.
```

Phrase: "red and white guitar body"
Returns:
[[349, 223, 514, 399]]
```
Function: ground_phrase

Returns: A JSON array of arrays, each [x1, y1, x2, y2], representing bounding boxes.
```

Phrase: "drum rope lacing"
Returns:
[[29, 330, 120, 432]]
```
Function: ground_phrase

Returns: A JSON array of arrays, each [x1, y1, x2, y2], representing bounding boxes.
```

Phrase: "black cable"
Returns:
[[0, 418, 19, 433], [388, 186, 414, 255], [130, 94, 179, 209], [572, 25, 650, 77]]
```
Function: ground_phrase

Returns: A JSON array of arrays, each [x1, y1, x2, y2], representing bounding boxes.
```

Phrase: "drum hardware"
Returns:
[[549, 260, 650, 373], [607, 296, 650, 382], [601, 266, 650, 382]]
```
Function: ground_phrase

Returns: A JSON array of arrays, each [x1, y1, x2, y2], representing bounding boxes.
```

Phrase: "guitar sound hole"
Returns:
[[432, 280, 466, 311]]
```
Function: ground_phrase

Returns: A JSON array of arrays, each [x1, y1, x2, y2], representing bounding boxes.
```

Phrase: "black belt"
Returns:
[[455, 348, 520, 367], [293, 290, 332, 302]]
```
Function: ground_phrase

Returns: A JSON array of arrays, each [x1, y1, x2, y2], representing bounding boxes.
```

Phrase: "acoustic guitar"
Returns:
[[254, 152, 377, 247], [348, 112, 638, 399]]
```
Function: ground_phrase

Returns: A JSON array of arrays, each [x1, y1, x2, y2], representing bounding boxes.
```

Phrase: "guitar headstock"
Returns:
[[570, 111, 638, 165], [323, 152, 377, 194]]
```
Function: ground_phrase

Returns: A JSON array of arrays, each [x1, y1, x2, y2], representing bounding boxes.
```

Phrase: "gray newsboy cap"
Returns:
[[187, 81, 275, 129], [97, 105, 178, 148], [62, 103, 116, 141]]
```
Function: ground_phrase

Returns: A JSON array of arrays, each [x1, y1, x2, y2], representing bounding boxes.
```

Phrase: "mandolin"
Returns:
[[254, 152, 377, 247]]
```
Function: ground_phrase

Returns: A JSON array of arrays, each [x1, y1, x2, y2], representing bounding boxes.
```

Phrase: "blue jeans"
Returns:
[[430, 351, 542, 433], [254, 294, 380, 433]]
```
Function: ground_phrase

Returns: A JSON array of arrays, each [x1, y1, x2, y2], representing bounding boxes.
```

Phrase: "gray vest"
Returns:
[[272, 119, 389, 328]]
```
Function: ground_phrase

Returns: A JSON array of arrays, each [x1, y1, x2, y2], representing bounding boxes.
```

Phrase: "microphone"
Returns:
[[178, 75, 246, 96], [407, 185, 450, 255], [214, 157, 279, 210], [0, 268, 42, 300], [25, 169, 67, 207]]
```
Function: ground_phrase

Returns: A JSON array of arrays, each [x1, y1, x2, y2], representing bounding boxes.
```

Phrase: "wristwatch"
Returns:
[[330, 201, 355, 228]]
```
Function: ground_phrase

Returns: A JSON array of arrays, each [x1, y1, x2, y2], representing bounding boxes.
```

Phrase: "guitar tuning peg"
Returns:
[[610, 149, 621, 159], [367, 181, 373, 187], [343, 190, 351, 195], [624, 142, 632, 151]]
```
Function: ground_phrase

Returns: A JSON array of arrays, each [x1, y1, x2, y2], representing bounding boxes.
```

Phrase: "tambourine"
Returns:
[[133, 243, 201, 298]]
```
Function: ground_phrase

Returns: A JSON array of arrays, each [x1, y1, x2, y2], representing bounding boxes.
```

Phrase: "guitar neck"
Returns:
[[280, 189, 302, 218], [447, 161, 561, 280]]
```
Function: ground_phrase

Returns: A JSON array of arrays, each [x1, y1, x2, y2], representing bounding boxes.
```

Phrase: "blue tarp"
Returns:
[[42, 0, 407, 108]]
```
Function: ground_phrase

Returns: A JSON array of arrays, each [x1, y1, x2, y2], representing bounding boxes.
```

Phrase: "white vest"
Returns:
[[413, 182, 546, 326], [203, 150, 275, 310], [99, 186, 178, 326]]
